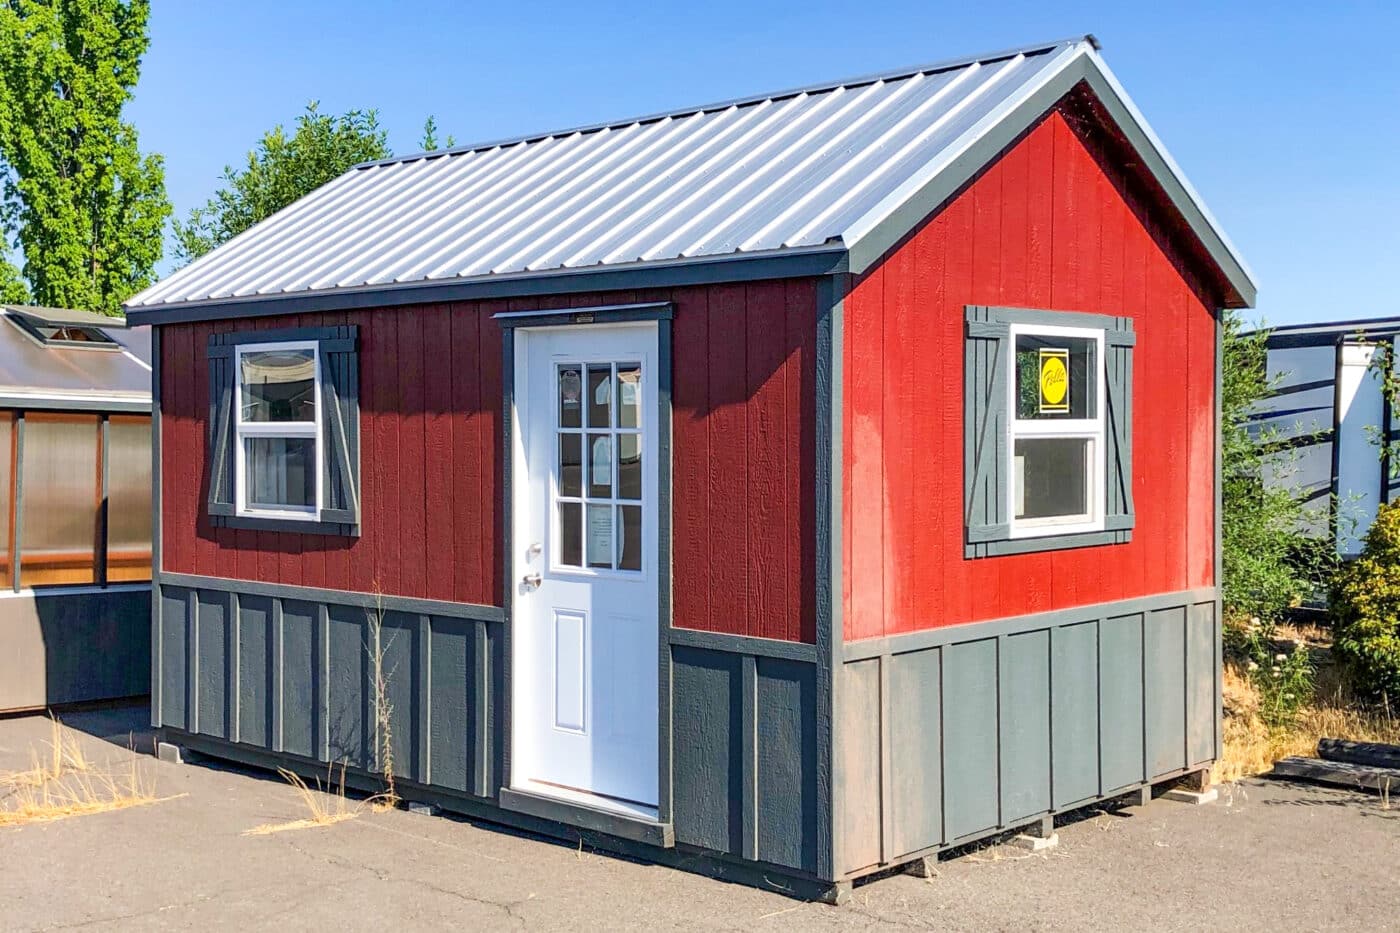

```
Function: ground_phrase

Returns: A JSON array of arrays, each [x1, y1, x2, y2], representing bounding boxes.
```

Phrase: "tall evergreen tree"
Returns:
[[0, 0, 170, 314]]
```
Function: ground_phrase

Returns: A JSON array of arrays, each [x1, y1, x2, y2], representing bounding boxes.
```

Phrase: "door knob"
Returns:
[[522, 572, 541, 588]]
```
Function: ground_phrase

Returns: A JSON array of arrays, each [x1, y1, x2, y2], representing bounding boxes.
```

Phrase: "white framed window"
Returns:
[[1005, 322, 1106, 539], [233, 340, 322, 520]]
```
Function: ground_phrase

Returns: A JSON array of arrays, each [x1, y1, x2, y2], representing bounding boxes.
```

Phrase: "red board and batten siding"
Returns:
[[158, 281, 818, 643], [842, 108, 1220, 643]]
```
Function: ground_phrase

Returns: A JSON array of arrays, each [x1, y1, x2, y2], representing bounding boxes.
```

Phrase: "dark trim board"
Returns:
[[126, 248, 848, 326], [0, 395, 150, 414], [834, 588, 1219, 879], [156, 571, 503, 622]]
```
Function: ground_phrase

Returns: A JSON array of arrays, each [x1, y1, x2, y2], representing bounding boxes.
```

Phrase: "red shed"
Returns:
[[126, 36, 1255, 901]]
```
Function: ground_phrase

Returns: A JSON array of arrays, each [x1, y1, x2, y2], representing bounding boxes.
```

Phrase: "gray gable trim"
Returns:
[[845, 52, 1256, 309], [124, 247, 848, 327]]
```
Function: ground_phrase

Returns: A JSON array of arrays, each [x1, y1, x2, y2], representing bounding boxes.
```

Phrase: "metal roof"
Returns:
[[0, 305, 151, 411], [126, 36, 1257, 317]]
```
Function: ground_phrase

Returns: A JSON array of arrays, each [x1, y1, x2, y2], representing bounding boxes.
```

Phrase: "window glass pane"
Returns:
[[587, 365, 611, 428], [20, 415, 98, 586], [107, 417, 152, 582], [558, 365, 582, 429], [587, 433, 612, 497], [244, 437, 316, 510], [1014, 437, 1090, 521], [586, 503, 612, 569], [618, 434, 641, 500], [240, 349, 316, 423], [558, 502, 581, 566], [1015, 334, 1096, 420], [617, 363, 641, 428], [618, 504, 641, 571], [558, 433, 582, 498]]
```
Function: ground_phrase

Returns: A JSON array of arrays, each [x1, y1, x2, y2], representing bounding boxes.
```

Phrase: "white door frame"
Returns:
[[497, 304, 673, 839]]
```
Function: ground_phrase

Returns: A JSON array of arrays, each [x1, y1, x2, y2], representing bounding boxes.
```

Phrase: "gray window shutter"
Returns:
[[206, 336, 236, 518], [1104, 319, 1136, 540], [964, 306, 1010, 557], [318, 326, 360, 531]]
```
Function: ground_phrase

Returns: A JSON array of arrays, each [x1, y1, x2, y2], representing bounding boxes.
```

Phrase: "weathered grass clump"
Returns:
[[0, 719, 174, 827], [1214, 662, 1400, 784], [243, 763, 361, 835]]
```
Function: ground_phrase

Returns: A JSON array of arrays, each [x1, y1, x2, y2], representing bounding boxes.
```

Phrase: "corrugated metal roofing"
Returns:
[[126, 36, 1255, 313]]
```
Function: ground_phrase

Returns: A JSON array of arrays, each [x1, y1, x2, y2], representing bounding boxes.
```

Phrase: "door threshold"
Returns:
[[500, 783, 672, 848], [512, 778, 658, 821]]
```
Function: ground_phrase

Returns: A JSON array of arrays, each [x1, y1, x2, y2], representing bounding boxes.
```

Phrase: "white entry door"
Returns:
[[511, 323, 659, 818]]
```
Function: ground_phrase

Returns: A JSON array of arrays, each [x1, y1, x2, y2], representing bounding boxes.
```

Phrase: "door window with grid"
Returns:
[[554, 361, 642, 572]]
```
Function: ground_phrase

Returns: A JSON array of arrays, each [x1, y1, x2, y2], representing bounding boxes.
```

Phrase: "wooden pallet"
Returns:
[[1269, 756, 1400, 795]]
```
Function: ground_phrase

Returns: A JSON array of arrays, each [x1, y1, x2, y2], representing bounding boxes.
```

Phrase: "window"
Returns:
[[106, 415, 153, 582], [553, 361, 643, 572], [965, 306, 1135, 558], [206, 326, 360, 535], [235, 342, 320, 518], [1008, 325, 1105, 537]]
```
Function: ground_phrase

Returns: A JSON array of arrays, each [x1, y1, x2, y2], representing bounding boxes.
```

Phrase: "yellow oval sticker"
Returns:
[[1039, 350, 1069, 412]]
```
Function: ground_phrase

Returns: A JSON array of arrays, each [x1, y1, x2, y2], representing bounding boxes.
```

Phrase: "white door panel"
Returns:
[[511, 323, 659, 814]]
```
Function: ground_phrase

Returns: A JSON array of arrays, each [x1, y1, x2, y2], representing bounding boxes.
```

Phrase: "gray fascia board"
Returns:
[[155, 571, 504, 622], [0, 394, 151, 414], [846, 53, 1258, 309], [494, 301, 673, 329], [667, 626, 818, 663], [124, 247, 849, 327]]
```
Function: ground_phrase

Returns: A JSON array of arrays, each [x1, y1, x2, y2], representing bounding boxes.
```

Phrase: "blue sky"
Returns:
[[127, 1, 1399, 326]]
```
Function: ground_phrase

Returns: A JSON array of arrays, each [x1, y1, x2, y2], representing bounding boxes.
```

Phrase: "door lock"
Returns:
[[521, 572, 542, 589]]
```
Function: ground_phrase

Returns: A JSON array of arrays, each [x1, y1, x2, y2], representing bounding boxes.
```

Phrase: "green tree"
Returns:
[[173, 103, 390, 264], [0, 0, 170, 314], [1220, 309, 1335, 621], [419, 115, 456, 151]]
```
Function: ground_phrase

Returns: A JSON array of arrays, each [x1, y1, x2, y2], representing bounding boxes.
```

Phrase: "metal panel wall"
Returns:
[[0, 587, 151, 713], [836, 588, 1218, 878]]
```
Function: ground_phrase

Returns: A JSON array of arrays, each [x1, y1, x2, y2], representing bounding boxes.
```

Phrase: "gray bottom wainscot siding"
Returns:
[[836, 588, 1220, 877], [153, 575, 822, 882]]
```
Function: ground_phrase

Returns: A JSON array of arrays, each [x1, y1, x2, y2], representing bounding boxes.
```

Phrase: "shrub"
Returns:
[[1331, 501, 1400, 702], [1223, 616, 1314, 728]]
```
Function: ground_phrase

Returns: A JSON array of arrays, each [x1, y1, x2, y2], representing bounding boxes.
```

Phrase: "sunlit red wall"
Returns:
[[842, 106, 1220, 642]]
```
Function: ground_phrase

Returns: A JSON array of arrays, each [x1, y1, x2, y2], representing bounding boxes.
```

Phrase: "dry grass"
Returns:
[[0, 723, 177, 827], [243, 763, 367, 835], [1214, 662, 1400, 783], [0, 716, 91, 791]]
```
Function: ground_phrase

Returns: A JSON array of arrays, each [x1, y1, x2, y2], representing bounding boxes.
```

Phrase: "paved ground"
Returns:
[[2, 704, 1399, 931]]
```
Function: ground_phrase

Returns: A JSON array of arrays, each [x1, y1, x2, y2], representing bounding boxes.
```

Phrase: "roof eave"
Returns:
[[123, 243, 850, 327], [843, 44, 1258, 310]]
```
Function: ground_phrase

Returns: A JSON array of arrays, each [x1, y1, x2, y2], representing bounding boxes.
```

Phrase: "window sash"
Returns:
[[1005, 323, 1106, 539], [234, 341, 322, 520]]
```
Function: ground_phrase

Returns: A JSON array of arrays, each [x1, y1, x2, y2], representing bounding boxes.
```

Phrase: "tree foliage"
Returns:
[[0, 0, 170, 314], [1220, 309, 1336, 621], [419, 115, 455, 152], [1331, 501, 1400, 702], [173, 103, 390, 264]]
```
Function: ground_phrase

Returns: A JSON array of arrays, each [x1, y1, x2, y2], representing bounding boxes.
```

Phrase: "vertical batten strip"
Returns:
[[417, 614, 431, 785], [740, 654, 759, 862], [229, 591, 241, 744], [877, 654, 892, 861], [186, 588, 200, 734], [318, 603, 331, 762], [473, 619, 490, 797], [272, 598, 285, 753]]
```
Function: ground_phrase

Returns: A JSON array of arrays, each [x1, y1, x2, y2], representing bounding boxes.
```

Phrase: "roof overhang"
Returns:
[[123, 243, 849, 326], [842, 45, 1257, 309]]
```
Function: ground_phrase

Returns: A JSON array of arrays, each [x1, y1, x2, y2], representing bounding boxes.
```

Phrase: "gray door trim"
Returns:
[[500, 312, 675, 835]]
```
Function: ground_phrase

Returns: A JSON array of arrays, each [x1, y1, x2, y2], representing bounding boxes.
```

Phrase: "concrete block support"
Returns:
[[156, 741, 184, 765]]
